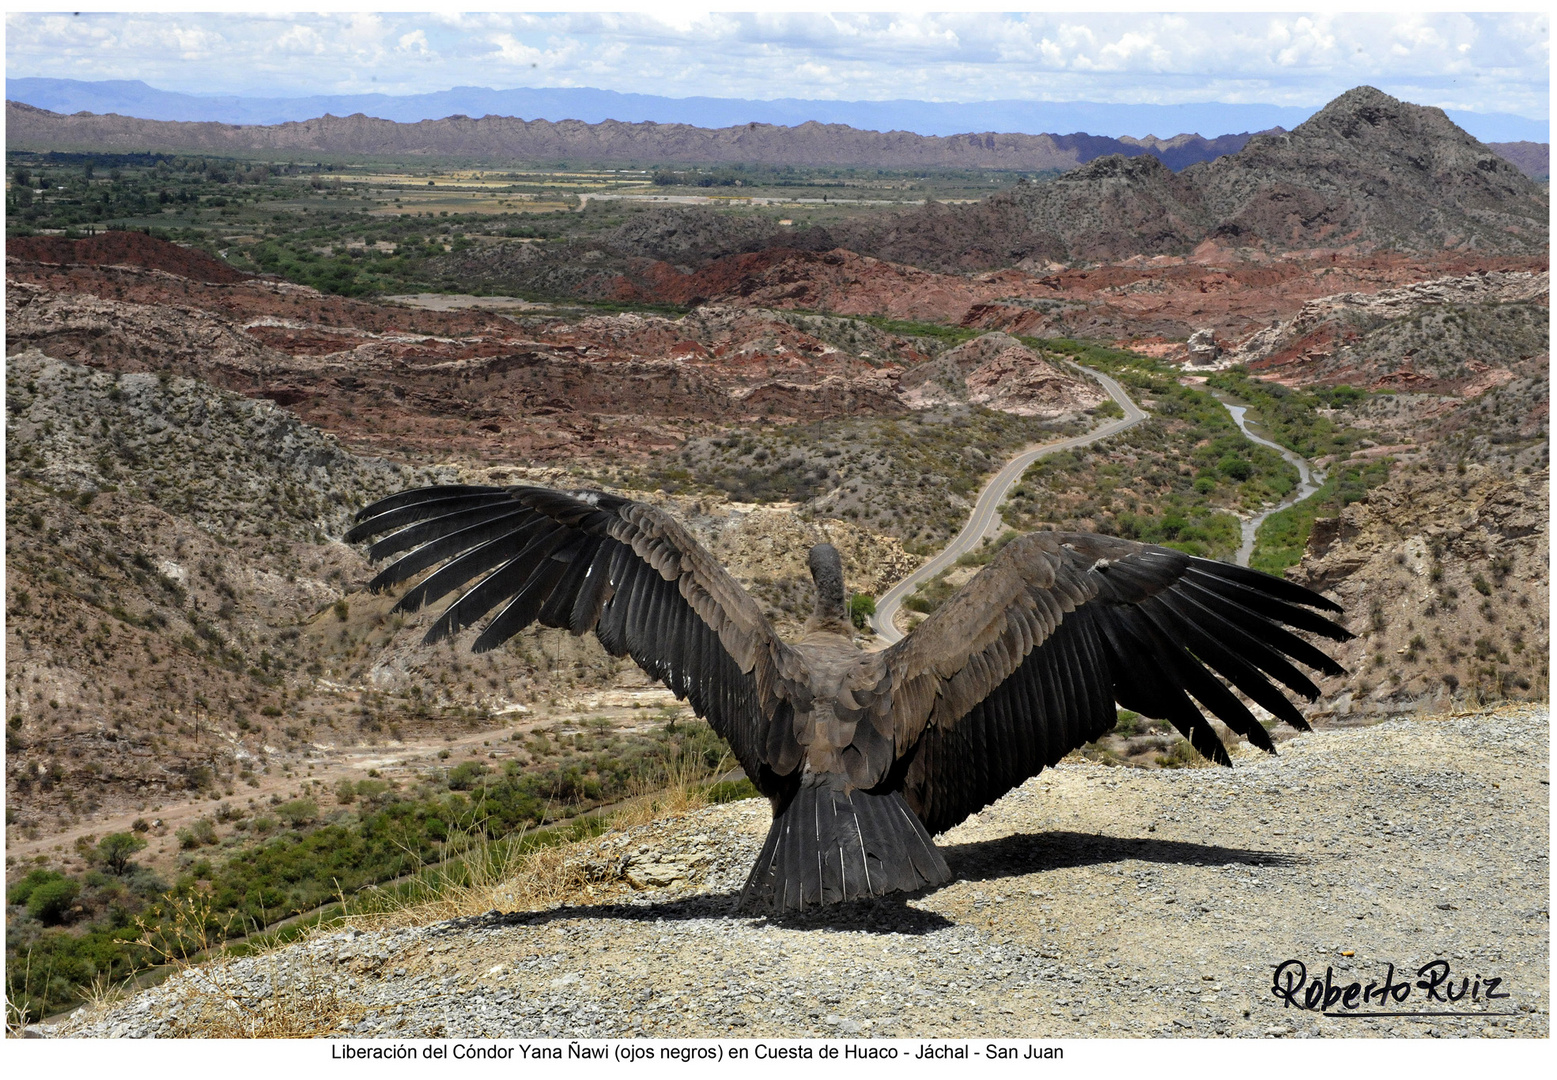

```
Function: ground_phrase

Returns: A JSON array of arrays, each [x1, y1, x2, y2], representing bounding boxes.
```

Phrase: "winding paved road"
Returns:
[[869, 365, 1149, 643]]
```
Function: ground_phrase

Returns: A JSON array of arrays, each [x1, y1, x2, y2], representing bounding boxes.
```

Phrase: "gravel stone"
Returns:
[[46, 704, 1548, 1039]]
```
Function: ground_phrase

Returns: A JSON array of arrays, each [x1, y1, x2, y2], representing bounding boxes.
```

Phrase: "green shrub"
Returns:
[[447, 761, 490, 791], [276, 799, 319, 827], [95, 832, 148, 875], [847, 593, 876, 630], [8, 868, 66, 906], [27, 877, 81, 924]]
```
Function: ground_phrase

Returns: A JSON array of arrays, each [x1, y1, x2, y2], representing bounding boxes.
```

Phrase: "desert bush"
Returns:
[[276, 799, 319, 828], [95, 832, 148, 875], [847, 592, 876, 629], [27, 877, 82, 924]]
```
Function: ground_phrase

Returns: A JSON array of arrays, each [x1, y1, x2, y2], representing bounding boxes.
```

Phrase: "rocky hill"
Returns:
[[5, 98, 1272, 173], [1226, 270, 1549, 390], [7, 230, 252, 284], [855, 88, 1546, 267], [1292, 463, 1548, 718], [1188, 87, 1548, 252], [471, 87, 1544, 281], [0, 341, 925, 826], [898, 331, 1107, 415], [1486, 141, 1549, 180], [3, 347, 443, 820]]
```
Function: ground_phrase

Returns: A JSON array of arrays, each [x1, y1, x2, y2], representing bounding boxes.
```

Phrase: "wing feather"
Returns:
[[863, 532, 1350, 834], [348, 485, 801, 787]]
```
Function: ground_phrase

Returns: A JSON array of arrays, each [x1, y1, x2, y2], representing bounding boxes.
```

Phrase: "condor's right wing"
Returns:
[[346, 485, 811, 790]]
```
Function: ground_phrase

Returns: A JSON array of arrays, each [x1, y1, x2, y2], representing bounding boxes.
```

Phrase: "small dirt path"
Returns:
[[7, 686, 686, 877]]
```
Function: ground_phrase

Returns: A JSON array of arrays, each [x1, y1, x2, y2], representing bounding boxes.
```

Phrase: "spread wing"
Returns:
[[345, 485, 807, 789], [846, 533, 1351, 835]]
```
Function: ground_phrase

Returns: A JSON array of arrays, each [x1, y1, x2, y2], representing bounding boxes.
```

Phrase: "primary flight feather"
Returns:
[[347, 484, 1351, 910]]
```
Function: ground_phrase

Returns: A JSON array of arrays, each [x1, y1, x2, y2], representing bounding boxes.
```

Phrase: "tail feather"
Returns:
[[742, 775, 952, 911]]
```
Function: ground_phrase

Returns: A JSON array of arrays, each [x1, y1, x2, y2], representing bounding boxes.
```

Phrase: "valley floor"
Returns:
[[45, 703, 1548, 1040]]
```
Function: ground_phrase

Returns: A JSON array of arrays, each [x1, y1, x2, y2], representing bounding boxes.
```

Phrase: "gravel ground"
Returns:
[[47, 704, 1548, 1040]]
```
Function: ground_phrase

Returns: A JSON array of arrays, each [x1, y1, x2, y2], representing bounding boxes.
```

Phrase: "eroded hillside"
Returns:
[[4, 84, 1550, 1026]]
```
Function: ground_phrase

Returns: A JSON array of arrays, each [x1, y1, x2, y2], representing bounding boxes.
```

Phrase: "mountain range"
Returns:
[[0, 77, 1321, 139], [8, 77, 1549, 145], [4, 98, 1276, 173], [426, 87, 1548, 288]]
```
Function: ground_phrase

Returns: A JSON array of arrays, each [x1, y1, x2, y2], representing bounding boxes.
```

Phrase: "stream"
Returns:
[[1215, 395, 1326, 567]]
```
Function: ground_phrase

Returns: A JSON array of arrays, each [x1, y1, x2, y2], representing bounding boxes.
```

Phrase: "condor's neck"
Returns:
[[802, 611, 855, 641], [806, 563, 850, 639]]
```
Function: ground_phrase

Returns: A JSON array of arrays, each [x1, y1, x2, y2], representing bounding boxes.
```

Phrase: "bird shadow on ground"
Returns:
[[941, 829, 1309, 885], [457, 832, 1303, 939], [461, 891, 957, 936]]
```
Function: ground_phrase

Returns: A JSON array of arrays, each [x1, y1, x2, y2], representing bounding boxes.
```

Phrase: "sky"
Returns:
[[3, 9, 1550, 122]]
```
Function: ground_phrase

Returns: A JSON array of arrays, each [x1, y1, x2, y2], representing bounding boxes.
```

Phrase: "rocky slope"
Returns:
[[1291, 463, 1548, 718], [4, 98, 1270, 172], [1224, 270, 1549, 389], [464, 87, 1545, 283], [442, 227, 1544, 348], [6, 233, 956, 826], [8, 236, 1115, 468], [8, 231, 251, 284], [3, 348, 444, 820], [2, 345, 924, 827], [899, 331, 1108, 415], [46, 704, 1549, 1039]]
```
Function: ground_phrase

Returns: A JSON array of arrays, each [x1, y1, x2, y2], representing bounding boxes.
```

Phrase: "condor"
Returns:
[[348, 484, 1350, 911]]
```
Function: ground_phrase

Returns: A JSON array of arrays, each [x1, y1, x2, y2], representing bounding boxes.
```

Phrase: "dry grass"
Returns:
[[611, 750, 731, 828], [352, 749, 733, 929], [33, 754, 740, 1038], [147, 953, 372, 1039]]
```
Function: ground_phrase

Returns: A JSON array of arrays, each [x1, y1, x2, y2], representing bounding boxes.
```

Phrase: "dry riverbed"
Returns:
[[46, 704, 1548, 1040]]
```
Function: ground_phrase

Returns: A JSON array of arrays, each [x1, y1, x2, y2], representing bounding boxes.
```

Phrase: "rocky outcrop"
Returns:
[[898, 332, 1107, 416], [1289, 464, 1549, 717], [1184, 329, 1222, 365], [1224, 270, 1549, 388]]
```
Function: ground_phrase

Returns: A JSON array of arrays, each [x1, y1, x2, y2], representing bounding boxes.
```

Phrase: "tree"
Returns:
[[94, 832, 147, 876], [848, 592, 877, 631]]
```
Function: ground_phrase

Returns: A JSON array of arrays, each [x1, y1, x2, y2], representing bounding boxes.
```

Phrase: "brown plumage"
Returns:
[[346, 485, 1352, 911]]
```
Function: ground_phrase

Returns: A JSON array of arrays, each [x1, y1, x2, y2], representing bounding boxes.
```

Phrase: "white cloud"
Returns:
[[2, 11, 1546, 121]]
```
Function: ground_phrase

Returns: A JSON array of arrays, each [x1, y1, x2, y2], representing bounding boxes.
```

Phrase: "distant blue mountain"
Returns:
[[9, 78, 1544, 144]]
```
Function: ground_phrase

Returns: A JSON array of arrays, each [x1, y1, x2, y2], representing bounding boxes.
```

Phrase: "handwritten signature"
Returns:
[[1271, 959, 1511, 1017]]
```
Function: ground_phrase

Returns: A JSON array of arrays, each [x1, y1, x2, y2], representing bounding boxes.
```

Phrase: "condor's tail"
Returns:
[[741, 773, 952, 911]]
